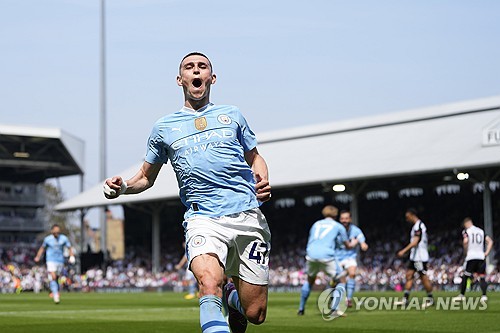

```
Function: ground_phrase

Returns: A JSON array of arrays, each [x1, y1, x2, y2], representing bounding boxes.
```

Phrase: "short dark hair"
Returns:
[[406, 208, 418, 216], [179, 52, 213, 73], [339, 210, 351, 217], [51, 224, 60, 230]]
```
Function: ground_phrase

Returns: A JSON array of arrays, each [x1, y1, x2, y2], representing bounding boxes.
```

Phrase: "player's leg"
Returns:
[[396, 263, 416, 305], [298, 272, 316, 315], [184, 269, 197, 299], [231, 276, 268, 324], [456, 260, 474, 300], [190, 253, 230, 333], [477, 260, 488, 300], [346, 265, 357, 307], [324, 260, 346, 313], [185, 217, 232, 333], [478, 274, 487, 298], [223, 208, 271, 331], [417, 263, 433, 306], [336, 274, 347, 292], [403, 268, 415, 300], [334, 260, 347, 298], [46, 262, 60, 303]]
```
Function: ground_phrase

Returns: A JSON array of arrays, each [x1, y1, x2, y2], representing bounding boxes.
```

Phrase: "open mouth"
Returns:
[[192, 78, 202, 88]]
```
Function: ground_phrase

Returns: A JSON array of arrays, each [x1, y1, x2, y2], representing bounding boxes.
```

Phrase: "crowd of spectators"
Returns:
[[1, 225, 499, 294]]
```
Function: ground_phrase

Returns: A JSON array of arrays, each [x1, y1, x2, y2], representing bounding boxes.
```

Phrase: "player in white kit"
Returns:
[[396, 208, 433, 307], [453, 217, 493, 302]]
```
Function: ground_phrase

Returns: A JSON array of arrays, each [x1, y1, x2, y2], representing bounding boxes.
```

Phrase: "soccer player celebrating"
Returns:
[[297, 205, 355, 316], [104, 52, 272, 333], [34, 224, 75, 304], [396, 208, 433, 307], [335, 210, 368, 307], [453, 217, 493, 302]]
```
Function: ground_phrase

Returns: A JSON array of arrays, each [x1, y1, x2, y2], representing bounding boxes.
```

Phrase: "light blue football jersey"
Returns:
[[145, 103, 259, 219], [336, 224, 366, 260], [306, 218, 348, 260], [42, 234, 71, 263]]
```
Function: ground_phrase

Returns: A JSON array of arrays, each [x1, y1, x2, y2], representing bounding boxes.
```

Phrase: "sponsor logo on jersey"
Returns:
[[217, 114, 232, 125], [171, 129, 235, 150], [194, 117, 208, 131]]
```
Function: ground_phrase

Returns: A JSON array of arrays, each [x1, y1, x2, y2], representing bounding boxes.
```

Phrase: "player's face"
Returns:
[[405, 212, 415, 223], [339, 213, 351, 227], [51, 226, 60, 238], [177, 55, 216, 105]]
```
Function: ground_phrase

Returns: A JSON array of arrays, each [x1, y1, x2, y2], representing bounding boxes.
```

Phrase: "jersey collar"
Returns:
[[181, 103, 214, 115]]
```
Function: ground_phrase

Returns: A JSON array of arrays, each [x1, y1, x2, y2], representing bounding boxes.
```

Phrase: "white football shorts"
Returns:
[[46, 261, 64, 275], [305, 257, 340, 278], [184, 208, 271, 285], [339, 257, 358, 269]]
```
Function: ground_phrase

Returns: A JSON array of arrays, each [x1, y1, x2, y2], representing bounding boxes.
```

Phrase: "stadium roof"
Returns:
[[56, 95, 500, 211], [0, 124, 85, 182]]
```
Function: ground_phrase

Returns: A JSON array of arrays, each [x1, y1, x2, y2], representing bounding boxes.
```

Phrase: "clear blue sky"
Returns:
[[1, 0, 499, 224]]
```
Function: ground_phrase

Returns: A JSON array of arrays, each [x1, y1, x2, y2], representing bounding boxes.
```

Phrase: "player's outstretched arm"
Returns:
[[103, 162, 162, 199], [245, 148, 271, 202]]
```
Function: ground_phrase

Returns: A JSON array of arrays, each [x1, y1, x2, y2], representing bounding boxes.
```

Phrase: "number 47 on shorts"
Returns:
[[248, 242, 269, 265]]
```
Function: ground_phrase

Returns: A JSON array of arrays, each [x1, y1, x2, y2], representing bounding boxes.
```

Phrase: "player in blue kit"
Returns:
[[104, 52, 271, 333], [297, 205, 356, 316], [335, 210, 368, 307], [34, 224, 75, 304]]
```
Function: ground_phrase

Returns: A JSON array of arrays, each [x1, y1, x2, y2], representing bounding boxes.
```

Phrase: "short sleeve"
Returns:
[[337, 225, 348, 243], [234, 109, 257, 152], [145, 122, 169, 164], [357, 230, 366, 243], [64, 236, 71, 248], [414, 223, 423, 237]]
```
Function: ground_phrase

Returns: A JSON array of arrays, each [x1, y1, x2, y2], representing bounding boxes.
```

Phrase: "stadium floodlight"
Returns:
[[13, 151, 30, 158], [457, 172, 469, 181], [332, 184, 346, 192]]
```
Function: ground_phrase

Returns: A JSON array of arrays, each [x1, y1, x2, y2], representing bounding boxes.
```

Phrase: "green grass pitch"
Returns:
[[0, 291, 498, 332]]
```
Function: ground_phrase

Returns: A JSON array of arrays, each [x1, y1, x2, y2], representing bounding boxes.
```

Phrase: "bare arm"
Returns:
[[175, 255, 188, 270], [104, 162, 163, 199], [244, 147, 271, 202], [462, 235, 469, 256], [485, 235, 493, 257], [34, 246, 45, 263], [397, 236, 420, 257]]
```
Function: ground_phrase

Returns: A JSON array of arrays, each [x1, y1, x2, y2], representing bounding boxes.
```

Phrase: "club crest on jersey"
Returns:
[[217, 114, 232, 125], [194, 117, 208, 131], [190, 235, 206, 248]]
